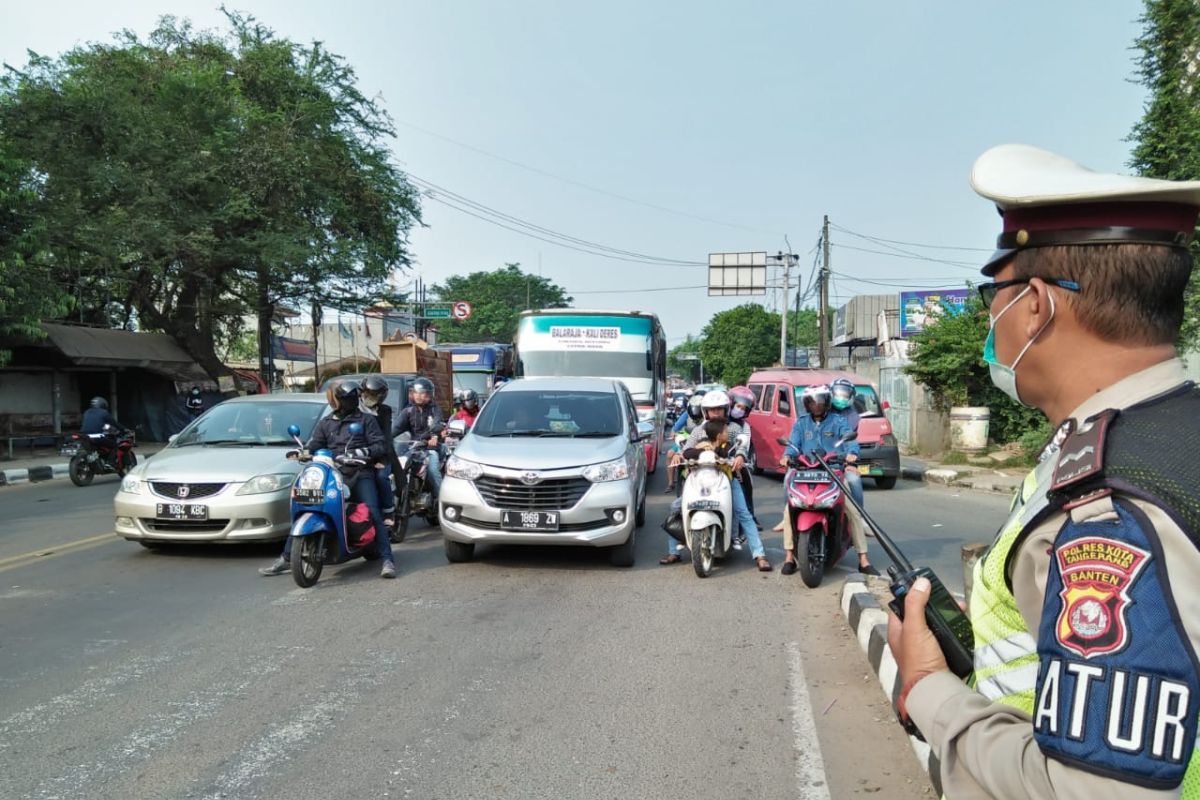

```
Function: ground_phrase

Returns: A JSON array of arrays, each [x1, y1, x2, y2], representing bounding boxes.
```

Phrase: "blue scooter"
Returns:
[[286, 422, 379, 588]]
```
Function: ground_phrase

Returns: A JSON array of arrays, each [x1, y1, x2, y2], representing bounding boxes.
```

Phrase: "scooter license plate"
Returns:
[[500, 510, 559, 531], [59, 445, 79, 456], [155, 503, 208, 521], [797, 470, 832, 483]]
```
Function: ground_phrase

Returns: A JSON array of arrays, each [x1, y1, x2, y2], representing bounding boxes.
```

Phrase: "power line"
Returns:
[[832, 242, 981, 270], [395, 118, 783, 236], [829, 222, 992, 253]]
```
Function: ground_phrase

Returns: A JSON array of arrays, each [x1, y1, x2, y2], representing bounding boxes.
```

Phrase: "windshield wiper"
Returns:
[[199, 439, 259, 447], [573, 431, 618, 438]]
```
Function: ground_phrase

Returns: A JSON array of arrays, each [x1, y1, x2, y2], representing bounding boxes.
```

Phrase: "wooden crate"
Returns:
[[380, 340, 454, 415]]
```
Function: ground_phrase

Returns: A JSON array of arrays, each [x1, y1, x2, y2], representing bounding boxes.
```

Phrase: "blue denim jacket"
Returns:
[[783, 412, 860, 459]]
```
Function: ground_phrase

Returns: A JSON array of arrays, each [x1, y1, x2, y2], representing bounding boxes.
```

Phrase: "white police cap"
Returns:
[[971, 144, 1200, 275]]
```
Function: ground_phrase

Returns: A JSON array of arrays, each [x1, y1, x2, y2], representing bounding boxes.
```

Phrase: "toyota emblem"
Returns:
[[177, 484, 191, 499], [520, 471, 541, 486]]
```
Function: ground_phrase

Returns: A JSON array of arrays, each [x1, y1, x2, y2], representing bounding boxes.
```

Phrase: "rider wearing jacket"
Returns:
[[828, 378, 877, 575], [393, 377, 446, 498], [259, 382, 396, 579], [666, 395, 705, 492], [81, 397, 128, 466], [360, 376, 399, 523], [448, 389, 480, 429]]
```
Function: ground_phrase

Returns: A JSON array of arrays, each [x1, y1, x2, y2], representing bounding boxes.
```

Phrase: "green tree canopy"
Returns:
[[697, 303, 781, 386], [668, 334, 703, 380], [0, 11, 420, 378], [431, 263, 571, 342], [1129, 0, 1200, 349]]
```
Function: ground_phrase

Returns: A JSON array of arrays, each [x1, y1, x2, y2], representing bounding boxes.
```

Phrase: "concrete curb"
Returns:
[[0, 462, 70, 487], [840, 576, 943, 797], [899, 463, 1021, 496]]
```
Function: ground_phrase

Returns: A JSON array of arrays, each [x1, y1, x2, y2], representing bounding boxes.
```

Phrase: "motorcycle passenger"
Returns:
[[664, 390, 771, 571], [726, 385, 759, 523], [392, 377, 446, 500], [186, 386, 204, 418], [448, 389, 480, 429], [665, 395, 704, 492], [259, 382, 396, 579], [360, 376, 399, 528], [778, 385, 871, 575], [828, 377, 878, 575], [81, 397, 128, 467]]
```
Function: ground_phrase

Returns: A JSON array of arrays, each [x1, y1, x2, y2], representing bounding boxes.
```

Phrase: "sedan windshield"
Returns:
[[472, 390, 623, 437], [172, 401, 326, 447]]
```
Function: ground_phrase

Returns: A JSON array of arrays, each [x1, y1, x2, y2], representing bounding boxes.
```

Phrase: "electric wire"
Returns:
[[832, 242, 981, 270], [828, 222, 992, 253]]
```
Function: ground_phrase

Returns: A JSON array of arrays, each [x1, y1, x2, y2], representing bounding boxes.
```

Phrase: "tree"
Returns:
[[0, 144, 72, 365], [787, 307, 821, 348], [903, 294, 1043, 443], [1128, 0, 1200, 349], [696, 303, 781, 386], [668, 334, 703, 380], [432, 263, 571, 342], [0, 11, 420, 379]]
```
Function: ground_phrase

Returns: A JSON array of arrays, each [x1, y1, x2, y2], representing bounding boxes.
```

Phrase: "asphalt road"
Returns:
[[0, 466, 1013, 799]]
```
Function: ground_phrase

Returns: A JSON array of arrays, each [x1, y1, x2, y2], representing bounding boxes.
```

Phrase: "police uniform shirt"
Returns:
[[907, 358, 1198, 798]]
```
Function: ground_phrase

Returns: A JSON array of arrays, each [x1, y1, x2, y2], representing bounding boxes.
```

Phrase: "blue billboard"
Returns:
[[899, 289, 969, 338]]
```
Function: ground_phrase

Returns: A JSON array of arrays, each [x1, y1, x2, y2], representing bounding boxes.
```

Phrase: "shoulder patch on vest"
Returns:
[[1034, 501, 1199, 788]]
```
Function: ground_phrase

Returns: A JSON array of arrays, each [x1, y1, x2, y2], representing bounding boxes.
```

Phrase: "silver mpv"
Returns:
[[439, 377, 652, 566]]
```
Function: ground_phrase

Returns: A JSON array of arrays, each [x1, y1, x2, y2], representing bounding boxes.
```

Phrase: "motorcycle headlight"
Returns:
[[237, 472, 296, 495], [693, 467, 724, 492], [445, 456, 483, 481], [583, 457, 630, 483], [119, 475, 143, 494], [295, 466, 325, 491]]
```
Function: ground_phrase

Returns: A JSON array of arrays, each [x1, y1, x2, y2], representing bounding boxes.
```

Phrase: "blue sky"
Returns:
[[2, 1, 1148, 343]]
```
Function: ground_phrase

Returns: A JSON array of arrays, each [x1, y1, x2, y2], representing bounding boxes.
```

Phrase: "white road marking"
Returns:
[[787, 641, 832, 800]]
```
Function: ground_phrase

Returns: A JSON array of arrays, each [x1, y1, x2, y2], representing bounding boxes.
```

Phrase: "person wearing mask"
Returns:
[[889, 144, 1200, 797], [259, 382, 396, 579], [726, 385, 759, 525], [359, 376, 399, 528], [777, 385, 869, 575], [827, 377, 878, 575], [662, 390, 771, 571], [665, 394, 705, 493], [448, 389, 481, 429], [186, 386, 204, 418], [392, 377, 446, 500]]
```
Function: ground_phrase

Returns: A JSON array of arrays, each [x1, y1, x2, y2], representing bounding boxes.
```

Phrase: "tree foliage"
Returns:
[[0, 11, 420, 378], [668, 334, 702, 380], [903, 294, 1043, 443], [431, 263, 571, 343], [697, 303, 781, 387], [787, 307, 820, 348], [1129, 0, 1200, 349]]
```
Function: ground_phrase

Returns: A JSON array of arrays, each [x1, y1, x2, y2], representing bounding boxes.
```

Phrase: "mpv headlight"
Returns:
[[583, 457, 630, 483], [445, 456, 483, 481], [119, 475, 143, 494], [237, 473, 295, 495]]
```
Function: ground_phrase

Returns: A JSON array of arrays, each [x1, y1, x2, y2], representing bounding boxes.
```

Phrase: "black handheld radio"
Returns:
[[808, 449, 975, 680]]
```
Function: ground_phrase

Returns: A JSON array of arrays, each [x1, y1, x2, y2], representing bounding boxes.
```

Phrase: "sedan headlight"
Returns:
[[445, 456, 483, 481], [583, 457, 630, 483], [236, 473, 296, 495], [119, 475, 143, 494]]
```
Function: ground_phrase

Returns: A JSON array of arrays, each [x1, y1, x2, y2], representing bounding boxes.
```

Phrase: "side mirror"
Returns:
[[776, 437, 789, 447], [349, 422, 363, 436], [881, 400, 890, 410], [287, 424, 301, 437], [838, 431, 858, 445], [635, 420, 655, 441], [447, 419, 468, 437], [168, 434, 179, 444]]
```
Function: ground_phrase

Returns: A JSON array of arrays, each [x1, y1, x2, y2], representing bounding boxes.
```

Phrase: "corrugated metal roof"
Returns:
[[39, 323, 208, 381]]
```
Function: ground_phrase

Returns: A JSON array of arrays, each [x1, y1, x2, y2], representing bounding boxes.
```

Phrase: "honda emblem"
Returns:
[[177, 485, 191, 499]]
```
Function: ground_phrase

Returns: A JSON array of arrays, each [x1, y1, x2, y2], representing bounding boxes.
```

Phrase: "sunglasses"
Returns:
[[977, 278, 1080, 308]]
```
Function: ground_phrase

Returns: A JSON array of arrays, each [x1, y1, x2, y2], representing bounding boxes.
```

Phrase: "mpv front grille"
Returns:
[[474, 476, 590, 511], [151, 482, 226, 500]]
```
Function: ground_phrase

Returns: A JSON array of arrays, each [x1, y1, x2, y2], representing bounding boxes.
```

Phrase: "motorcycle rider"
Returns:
[[259, 382, 396, 579], [392, 377, 446, 501], [448, 389, 481, 429], [665, 394, 704, 492], [663, 390, 771, 571], [726, 385, 759, 523], [778, 385, 872, 575], [185, 386, 204, 418], [359, 376, 400, 528], [828, 377, 878, 576], [81, 397, 129, 468]]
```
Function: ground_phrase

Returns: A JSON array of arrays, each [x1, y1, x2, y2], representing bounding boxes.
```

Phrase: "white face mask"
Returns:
[[982, 286, 1056, 406], [730, 406, 747, 420]]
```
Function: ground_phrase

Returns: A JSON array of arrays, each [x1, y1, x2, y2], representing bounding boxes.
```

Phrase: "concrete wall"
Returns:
[[0, 371, 54, 413], [853, 355, 949, 455]]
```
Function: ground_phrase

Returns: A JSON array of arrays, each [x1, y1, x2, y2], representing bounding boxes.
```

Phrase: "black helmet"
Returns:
[[326, 381, 360, 414], [360, 376, 388, 407], [460, 388, 479, 410], [90, 396, 108, 410], [190, 386, 201, 396], [411, 377, 435, 400]]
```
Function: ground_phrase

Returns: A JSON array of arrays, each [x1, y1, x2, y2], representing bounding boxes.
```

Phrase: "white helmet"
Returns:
[[700, 390, 729, 411]]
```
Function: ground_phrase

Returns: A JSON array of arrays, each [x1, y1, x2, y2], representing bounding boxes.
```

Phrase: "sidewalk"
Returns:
[[0, 443, 167, 486], [900, 454, 1026, 496]]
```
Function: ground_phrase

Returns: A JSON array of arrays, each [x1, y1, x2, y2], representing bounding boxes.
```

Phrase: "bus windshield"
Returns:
[[516, 351, 653, 400]]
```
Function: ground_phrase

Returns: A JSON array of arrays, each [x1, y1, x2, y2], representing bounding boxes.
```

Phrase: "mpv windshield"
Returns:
[[794, 384, 883, 416], [472, 390, 623, 437], [173, 401, 327, 447]]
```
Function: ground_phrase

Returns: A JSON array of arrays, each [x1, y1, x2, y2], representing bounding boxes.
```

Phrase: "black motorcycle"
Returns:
[[62, 425, 137, 486], [393, 440, 441, 542]]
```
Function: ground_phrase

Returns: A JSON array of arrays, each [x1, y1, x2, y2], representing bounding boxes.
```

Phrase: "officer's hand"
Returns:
[[886, 577, 950, 722], [731, 455, 745, 473]]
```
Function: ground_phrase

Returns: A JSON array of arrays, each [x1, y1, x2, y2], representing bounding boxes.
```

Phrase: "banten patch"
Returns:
[[1054, 536, 1149, 659]]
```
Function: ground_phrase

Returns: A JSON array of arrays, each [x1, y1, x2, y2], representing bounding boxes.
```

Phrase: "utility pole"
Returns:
[[819, 215, 831, 369], [778, 251, 790, 366]]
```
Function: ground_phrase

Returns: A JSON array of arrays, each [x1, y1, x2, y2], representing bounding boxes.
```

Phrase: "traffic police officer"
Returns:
[[890, 144, 1200, 797]]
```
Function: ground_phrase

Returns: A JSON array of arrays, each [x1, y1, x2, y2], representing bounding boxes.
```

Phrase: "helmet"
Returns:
[[326, 381, 360, 413], [686, 394, 704, 421], [459, 388, 480, 411], [801, 384, 832, 415], [411, 377, 435, 400], [700, 390, 729, 416], [727, 385, 755, 420], [360, 376, 389, 408], [90, 396, 108, 410], [830, 378, 855, 411], [189, 386, 201, 396]]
